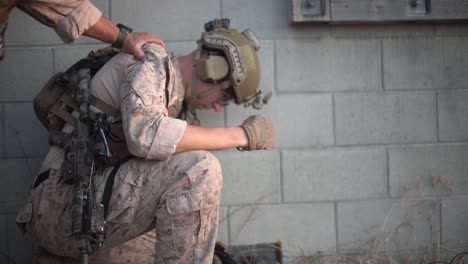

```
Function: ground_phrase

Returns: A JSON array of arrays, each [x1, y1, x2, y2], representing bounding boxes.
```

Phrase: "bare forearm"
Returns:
[[175, 125, 248, 153], [82, 16, 119, 43], [82, 16, 165, 60]]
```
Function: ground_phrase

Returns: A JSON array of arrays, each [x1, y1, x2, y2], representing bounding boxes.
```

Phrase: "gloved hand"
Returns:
[[240, 115, 275, 150]]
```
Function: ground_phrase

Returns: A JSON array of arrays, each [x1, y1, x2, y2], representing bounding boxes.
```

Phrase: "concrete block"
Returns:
[[5, 103, 48, 157], [335, 91, 437, 145], [257, 41, 274, 98], [166, 41, 198, 57], [218, 207, 229, 245], [53, 45, 107, 73], [389, 144, 468, 198], [0, 159, 32, 213], [229, 203, 336, 255], [6, 0, 108, 46], [111, 0, 220, 41], [0, 105, 4, 158], [215, 150, 281, 205], [27, 157, 45, 181], [227, 94, 334, 148], [222, 0, 330, 39], [282, 147, 387, 202], [6, 9, 61, 46], [441, 197, 468, 250], [6, 213, 34, 264], [0, 48, 53, 102], [276, 38, 381, 92], [383, 37, 444, 90], [383, 37, 468, 90], [0, 215, 7, 264], [435, 24, 468, 37], [331, 24, 434, 38], [337, 199, 439, 253], [438, 90, 468, 141], [197, 109, 226, 128], [439, 37, 468, 89]]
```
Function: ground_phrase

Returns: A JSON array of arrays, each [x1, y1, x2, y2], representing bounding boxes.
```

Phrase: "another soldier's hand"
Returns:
[[123, 32, 166, 60], [240, 115, 275, 150]]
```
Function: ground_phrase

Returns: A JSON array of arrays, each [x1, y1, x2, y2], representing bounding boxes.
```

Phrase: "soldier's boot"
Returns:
[[214, 242, 237, 264]]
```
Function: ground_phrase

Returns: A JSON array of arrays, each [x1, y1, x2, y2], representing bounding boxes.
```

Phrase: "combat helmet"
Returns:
[[188, 18, 270, 123]]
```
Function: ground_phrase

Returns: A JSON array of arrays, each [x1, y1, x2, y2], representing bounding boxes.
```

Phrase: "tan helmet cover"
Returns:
[[198, 26, 261, 104]]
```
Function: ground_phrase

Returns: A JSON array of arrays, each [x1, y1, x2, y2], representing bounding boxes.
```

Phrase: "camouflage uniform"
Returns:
[[16, 44, 223, 264], [0, 0, 102, 60]]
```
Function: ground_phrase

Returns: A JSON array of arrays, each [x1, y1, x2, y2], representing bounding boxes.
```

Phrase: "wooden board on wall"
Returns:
[[290, 0, 330, 23], [290, 0, 468, 23], [330, 0, 468, 22]]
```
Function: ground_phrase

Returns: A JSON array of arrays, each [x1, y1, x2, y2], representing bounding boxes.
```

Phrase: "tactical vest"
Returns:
[[34, 46, 184, 167], [0, 0, 16, 59]]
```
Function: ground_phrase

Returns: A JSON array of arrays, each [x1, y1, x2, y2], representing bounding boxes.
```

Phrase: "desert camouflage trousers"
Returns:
[[0, 0, 16, 60], [16, 147, 223, 264], [0, 16, 6, 59]]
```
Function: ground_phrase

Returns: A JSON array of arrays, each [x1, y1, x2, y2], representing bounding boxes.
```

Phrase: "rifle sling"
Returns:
[[90, 95, 120, 118], [101, 155, 134, 219], [49, 92, 120, 128], [30, 155, 134, 220], [31, 170, 50, 189]]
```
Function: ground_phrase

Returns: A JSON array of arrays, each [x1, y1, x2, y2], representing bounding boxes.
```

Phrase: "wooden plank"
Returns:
[[329, 0, 468, 23], [331, 0, 421, 22], [290, 0, 330, 23]]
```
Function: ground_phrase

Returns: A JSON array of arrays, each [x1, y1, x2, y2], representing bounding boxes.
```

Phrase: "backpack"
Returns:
[[33, 46, 119, 131], [33, 46, 131, 166]]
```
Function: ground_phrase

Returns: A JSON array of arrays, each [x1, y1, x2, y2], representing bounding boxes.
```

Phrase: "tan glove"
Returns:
[[240, 115, 275, 150]]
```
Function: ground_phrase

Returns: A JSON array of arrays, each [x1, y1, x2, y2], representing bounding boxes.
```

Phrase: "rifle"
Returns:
[[60, 68, 105, 264]]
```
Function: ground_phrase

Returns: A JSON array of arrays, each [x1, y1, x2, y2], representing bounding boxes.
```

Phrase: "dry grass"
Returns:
[[284, 176, 465, 264], [224, 176, 467, 264]]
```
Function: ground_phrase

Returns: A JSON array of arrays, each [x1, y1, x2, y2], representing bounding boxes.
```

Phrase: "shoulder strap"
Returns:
[[91, 95, 120, 118], [47, 47, 121, 128]]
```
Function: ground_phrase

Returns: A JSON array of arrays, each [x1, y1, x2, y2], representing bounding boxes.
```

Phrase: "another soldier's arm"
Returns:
[[16, 0, 102, 43], [82, 17, 166, 60], [16, 0, 164, 60]]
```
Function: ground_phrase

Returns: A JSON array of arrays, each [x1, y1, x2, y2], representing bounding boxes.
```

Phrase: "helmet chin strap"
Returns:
[[188, 42, 203, 125]]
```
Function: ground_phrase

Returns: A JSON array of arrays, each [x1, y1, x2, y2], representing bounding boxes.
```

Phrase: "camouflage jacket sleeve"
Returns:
[[16, 0, 102, 43], [120, 44, 187, 160]]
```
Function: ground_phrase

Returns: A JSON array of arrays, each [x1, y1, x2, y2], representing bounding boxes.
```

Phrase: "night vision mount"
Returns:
[[204, 18, 231, 32]]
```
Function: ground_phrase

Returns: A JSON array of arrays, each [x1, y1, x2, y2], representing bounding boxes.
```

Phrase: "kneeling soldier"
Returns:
[[16, 18, 275, 264]]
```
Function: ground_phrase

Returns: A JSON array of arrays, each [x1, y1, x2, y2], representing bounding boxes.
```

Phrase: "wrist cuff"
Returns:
[[238, 125, 256, 151]]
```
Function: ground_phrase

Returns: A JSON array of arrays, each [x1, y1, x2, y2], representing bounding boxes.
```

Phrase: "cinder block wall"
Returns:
[[2, 0, 468, 263]]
